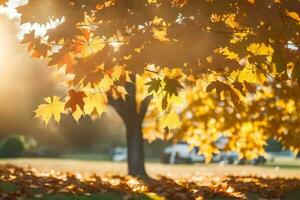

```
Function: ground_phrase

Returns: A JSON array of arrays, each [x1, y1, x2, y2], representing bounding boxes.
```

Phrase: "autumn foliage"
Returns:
[[1, 0, 300, 171]]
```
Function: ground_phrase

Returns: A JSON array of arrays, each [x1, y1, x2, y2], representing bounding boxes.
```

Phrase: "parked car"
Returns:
[[111, 147, 127, 162], [219, 151, 268, 165], [161, 143, 268, 165], [161, 143, 206, 164]]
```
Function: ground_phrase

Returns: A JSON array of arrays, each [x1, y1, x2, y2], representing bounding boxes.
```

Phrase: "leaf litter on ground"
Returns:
[[0, 165, 300, 200]]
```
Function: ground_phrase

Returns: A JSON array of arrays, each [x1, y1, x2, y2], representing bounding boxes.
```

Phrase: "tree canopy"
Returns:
[[1, 0, 299, 159]]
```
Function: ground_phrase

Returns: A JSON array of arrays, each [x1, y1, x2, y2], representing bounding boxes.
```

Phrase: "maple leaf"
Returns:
[[73, 31, 105, 57], [233, 81, 246, 97], [35, 96, 65, 125], [159, 112, 181, 130], [21, 31, 50, 58], [65, 90, 87, 112], [110, 66, 125, 81], [206, 81, 230, 95], [206, 81, 242, 106], [84, 93, 108, 116], [111, 86, 128, 100], [72, 105, 84, 122], [163, 77, 184, 96], [145, 78, 162, 93], [98, 75, 114, 92], [230, 67, 267, 85], [48, 47, 75, 73], [247, 43, 274, 56]]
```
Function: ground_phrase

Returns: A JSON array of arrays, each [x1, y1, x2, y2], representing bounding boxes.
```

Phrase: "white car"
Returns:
[[162, 143, 205, 164], [111, 147, 127, 162]]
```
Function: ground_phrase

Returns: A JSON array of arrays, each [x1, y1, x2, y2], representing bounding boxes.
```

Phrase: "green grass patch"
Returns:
[[0, 182, 18, 193]]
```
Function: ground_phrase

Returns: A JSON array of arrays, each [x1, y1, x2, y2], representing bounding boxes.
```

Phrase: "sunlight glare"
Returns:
[[0, 19, 12, 72]]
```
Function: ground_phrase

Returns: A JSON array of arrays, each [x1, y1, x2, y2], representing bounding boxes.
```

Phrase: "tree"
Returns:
[[1, 0, 299, 177], [144, 78, 300, 162]]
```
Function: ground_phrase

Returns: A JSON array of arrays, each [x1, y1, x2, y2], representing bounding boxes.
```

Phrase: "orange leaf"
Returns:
[[48, 47, 75, 73], [65, 89, 87, 112]]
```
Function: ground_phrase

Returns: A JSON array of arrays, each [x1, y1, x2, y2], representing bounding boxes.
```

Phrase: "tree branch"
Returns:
[[138, 95, 153, 123], [124, 74, 137, 113], [109, 97, 128, 123]]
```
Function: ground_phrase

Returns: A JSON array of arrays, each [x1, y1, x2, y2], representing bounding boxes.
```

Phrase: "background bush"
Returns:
[[0, 135, 25, 158]]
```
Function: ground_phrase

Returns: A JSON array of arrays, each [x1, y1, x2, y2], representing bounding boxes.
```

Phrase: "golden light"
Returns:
[[109, 39, 123, 50], [0, 18, 12, 72]]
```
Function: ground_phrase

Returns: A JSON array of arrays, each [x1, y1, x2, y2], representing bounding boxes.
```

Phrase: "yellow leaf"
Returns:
[[98, 75, 114, 92], [230, 66, 267, 84], [74, 32, 105, 57], [147, 0, 157, 4], [286, 10, 300, 23], [217, 47, 239, 61], [210, 13, 221, 22], [111, 66, 124, 80], [152, 28, 169, 41], [287, 62, 294, 78], [72, 105, 84, 122], [159, 112, 181, 129], [152, 17, 164, 25], [35, 96, 65, 125], [247, 43, 274, 56], [84, 93, 108, 116], [224, 14, 239, 29]]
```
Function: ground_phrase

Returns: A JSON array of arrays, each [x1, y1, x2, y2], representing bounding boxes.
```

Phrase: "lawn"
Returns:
[[1, 164, 300, 200], [0, 158, 300, 199], [1, 155, 299, 178]]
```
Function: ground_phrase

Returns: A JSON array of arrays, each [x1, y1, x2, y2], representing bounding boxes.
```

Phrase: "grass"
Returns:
[[264, 156, 300, 169], [0, 182, 18, 193], [1, 181, 300, 200], [0, 155, 299, 199], [61, 153, 300, 166], [0, 157, 299, 178], [61, 153, 160, 163], [1, 162, 300, 200], [62, 153, 111, 161]]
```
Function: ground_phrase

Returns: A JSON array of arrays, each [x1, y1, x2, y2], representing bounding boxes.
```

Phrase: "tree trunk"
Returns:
[[125, 117, 147, 177], [109, 74, 152, 177]]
